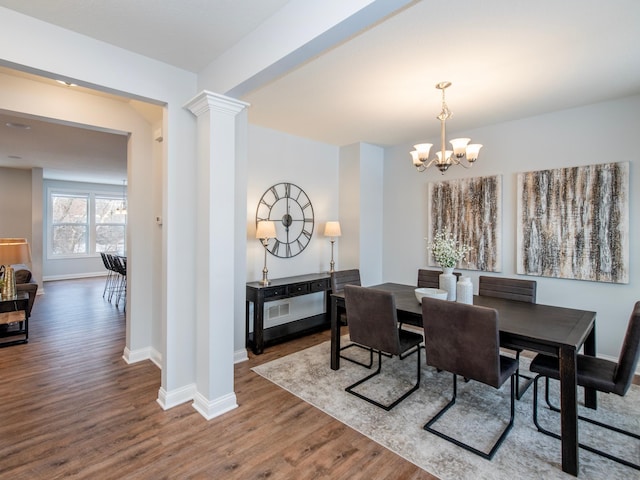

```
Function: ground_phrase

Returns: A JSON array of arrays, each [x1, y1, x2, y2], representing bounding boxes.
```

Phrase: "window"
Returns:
[[51, 193, 89, 254], [95, 196, 126, 254], [49, 188, 127, 258]]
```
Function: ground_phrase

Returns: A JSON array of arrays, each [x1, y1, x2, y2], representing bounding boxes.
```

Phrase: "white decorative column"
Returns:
[[185, 91, 249, 420]]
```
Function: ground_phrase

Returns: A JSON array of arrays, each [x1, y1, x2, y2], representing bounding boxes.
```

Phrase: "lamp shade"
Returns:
[[324, 221, 342, 237], [0, 238, 31, 265], [255, 221, 277, 239]]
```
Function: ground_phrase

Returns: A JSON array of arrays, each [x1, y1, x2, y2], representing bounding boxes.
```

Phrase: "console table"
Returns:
[[246, 273, 331, 354], [0, 292, 30, 347]]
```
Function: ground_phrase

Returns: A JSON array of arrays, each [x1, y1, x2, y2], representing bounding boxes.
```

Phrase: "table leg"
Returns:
[[559, 346, 579, 476], [253, 297, 264, 355], [583, 323, 597, 410], [330, 295, 340, 370]]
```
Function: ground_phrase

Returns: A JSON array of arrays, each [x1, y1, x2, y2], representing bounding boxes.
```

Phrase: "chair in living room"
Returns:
[[530, 301, 640, 470], [421, 297, 518, 459], [331, 269, 374, 368], [343, 284, 423, 411], [100, 252, 117, 299], [478, 275, 537, 399]]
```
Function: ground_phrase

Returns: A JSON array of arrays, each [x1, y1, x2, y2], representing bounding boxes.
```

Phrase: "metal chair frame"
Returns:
[[345, 346, 421, 411], [425, 372, 516, 460], [532, 375, 639, 470]]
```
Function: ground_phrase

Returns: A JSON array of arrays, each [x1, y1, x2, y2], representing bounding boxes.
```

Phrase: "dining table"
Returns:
[[330, 283, 597, 477]]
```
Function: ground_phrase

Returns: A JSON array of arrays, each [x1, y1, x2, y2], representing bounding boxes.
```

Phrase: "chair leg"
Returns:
[[345, 347, 421, 411], [340, 343, 374, 368], [424, 373, 516, 460], [532, 375, 640, 470]]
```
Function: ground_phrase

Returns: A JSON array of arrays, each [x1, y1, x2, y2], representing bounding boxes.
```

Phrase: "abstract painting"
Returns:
[[517, 162, 629, 283], [428, 175, 502, 272]]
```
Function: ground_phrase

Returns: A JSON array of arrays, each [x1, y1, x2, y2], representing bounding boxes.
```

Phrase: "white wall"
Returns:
[[383, 95, 640, 359], [0, 167, 32, 238], [338, 143, 384, 286], [245, 125, 339, 332], [0, 6, 199, 405]]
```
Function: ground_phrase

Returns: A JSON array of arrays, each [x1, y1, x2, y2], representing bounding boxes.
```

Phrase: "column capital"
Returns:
[[184, 90, 249, 117]]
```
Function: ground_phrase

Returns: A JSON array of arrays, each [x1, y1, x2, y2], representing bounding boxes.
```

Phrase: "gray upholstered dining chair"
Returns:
[[421, 297, 518, 460], [417, 268, 461, 289], [530, 301, 640, 471], [478, 275, 537, 399], [343, 285, 423, 411], [331, 269, 375, 368]]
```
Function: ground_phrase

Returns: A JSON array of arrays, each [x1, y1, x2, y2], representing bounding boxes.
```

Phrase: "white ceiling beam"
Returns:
[[198, 0, 415, 97]]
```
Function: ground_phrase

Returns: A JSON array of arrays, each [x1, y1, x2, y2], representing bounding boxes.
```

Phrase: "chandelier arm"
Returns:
[[424, 158, 440, 170]]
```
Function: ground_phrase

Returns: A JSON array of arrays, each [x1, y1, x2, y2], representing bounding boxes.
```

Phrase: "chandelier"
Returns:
[[410, 82, 482, 174]]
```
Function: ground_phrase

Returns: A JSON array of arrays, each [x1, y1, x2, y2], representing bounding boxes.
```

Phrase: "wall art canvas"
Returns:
[[428, 175, 502, 272], [517, 161, 629, 283]]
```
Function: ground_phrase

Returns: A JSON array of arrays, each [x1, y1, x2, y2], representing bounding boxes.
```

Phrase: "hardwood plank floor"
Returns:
[[0, 278, 435, 479]]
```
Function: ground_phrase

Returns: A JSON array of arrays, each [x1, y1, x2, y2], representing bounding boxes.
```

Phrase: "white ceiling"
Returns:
[[245, 0, 640, 146], [0, 108, 128, 185], [0, 0, 639, 182], [0, 0, 291, 73]]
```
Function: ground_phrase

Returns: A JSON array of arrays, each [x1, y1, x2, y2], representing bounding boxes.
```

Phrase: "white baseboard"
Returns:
[[122, 346, 161, 368], [157, 383, 197, 410], [43, 272, 106, 282], [234, 348, 249, 364], [192, 391, 238, 420]]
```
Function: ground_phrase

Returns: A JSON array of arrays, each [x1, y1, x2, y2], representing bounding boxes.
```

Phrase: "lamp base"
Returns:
[[0, 265, 16, 299], [329, 240, 336, 274]]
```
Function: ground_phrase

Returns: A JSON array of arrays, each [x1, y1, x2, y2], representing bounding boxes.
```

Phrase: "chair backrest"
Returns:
[[100, 252, 110, 270], [110, 255, 126, 276], [478, 276, 536, 303], [613, 301, 640, 396], [331, 269, 361, 293], [344, 285, 400, 355], [417, 269, 461, 288], [421, 297, 502, 388]]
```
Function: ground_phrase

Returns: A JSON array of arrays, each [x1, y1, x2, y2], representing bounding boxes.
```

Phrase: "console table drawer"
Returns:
[[289, 282, 310, 296], [309, 279, 330, 292], [263, 287, 288, 299]]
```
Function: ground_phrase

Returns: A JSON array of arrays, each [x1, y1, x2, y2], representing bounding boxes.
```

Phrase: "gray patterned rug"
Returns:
[[252, 338, 640, 480]]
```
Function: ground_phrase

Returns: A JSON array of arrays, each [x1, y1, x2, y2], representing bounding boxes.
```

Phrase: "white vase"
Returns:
[[439, 267, 457, 301], [456, 276, 473, 305]]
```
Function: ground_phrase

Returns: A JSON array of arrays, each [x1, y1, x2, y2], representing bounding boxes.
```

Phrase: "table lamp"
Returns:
[[324, 221, 342, 273], [0, 238, 32, 299], [256, 221, 277, 285]]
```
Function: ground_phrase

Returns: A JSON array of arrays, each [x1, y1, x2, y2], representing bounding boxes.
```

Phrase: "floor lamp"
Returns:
[[324, 221, 341, 273], [0, 238, 32, 299], [256, 221, 277, 285]]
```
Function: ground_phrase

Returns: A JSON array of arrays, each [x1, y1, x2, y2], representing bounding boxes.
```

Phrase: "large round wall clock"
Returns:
[[256, 182, 315, 258]]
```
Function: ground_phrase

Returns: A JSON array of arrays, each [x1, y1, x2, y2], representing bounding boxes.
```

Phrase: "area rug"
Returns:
[[252, 338, 639, 480]]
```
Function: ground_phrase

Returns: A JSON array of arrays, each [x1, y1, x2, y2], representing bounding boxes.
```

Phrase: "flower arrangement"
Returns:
[[427, 230, 471, 269]]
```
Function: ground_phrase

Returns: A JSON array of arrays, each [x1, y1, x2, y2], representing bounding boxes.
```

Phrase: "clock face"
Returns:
[[256, 182, 315, 258]]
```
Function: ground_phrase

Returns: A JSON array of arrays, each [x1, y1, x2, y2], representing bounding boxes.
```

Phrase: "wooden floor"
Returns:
[[0, 278, 435, 479]]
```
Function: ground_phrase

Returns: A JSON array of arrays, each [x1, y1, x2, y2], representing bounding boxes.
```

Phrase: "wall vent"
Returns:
[[268, 303, 290, 319]]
